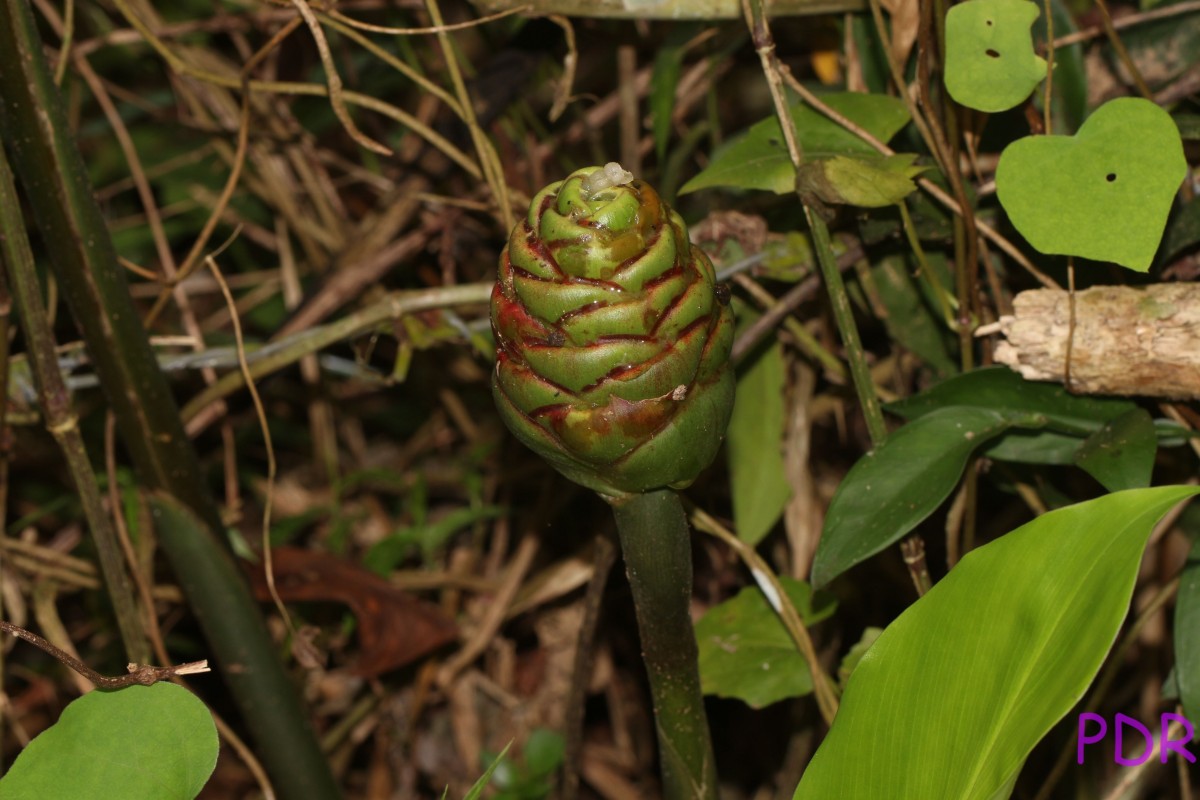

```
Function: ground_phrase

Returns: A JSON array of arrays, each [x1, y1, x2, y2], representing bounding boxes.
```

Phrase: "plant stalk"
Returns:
[[0, 1, 338, 796], [610, 489, 718, 800], [0, 146, 148, 664]]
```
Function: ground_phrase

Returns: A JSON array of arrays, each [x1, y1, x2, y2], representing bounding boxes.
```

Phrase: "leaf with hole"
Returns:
[[0, 683, 218, 800], [995, 98, 1187, 271], [944, 0, 1047, 112], [796, 486, 1200, 799]]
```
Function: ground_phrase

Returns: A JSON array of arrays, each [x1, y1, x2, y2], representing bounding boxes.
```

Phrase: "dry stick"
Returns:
[[914, 0, 980, 368], [1042, 0, 1055, 133], [326, 3, 529, 34], [1051, 0, 1200, 48], [0, 620, 208, 689], [559, 534, 618, 800], [1092, 0, 1153, 99], [0, 149, 148, 664], [180, 282, 493, 427], [317, 14, 463, 115], [424, 0, 514, 231], [105, 0, 480, 178], [288, 0, 390, 155]]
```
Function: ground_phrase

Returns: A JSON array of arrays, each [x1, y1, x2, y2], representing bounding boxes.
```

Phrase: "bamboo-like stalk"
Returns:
[[610, 490, 718, 800], [0, 146, 148, 664], [0, 1, 337, 796]]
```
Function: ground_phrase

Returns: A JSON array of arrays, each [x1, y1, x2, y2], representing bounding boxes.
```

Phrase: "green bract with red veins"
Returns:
[[491, 164, 735, 498]]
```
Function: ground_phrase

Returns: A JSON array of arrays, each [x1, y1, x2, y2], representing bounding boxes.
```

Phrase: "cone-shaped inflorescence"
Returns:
[[492, 164, 735, 498]]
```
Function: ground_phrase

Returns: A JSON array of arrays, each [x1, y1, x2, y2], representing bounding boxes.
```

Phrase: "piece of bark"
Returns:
[[990, 283, 1200, 400]]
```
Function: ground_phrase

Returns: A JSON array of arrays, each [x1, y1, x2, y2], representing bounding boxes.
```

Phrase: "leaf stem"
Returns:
[[610, 490, 718, 800]]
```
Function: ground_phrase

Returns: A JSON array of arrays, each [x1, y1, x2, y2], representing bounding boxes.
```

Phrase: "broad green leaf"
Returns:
[[887, 365, 1134, 436], [995, 98, 1187, 272], [811, 407, 1032, 588], [0, 683, 218, 800], [695, 577, 836, 708], [678, 93, 909, 195], [795, 486, 1200, 800], [944, 0, 1047, 113], [728, 339, 792, 545], [1073, 408, 1157, 491], [1175, 538, 1200, 721], [796, 154, 925, 208]]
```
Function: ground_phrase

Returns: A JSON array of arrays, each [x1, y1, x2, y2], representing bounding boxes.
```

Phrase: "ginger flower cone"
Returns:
[[491, 163, 735, 500]]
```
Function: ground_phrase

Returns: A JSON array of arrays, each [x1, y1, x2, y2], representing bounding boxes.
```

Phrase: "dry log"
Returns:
[[988, 283, 1200, 401]]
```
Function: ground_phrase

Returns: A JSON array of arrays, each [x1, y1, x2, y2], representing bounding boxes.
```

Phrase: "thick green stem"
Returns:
[[0, 1, 337, 796], [610, 489, 718, 800]]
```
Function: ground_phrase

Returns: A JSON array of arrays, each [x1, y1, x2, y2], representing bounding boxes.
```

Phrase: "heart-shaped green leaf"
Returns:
[[995, 97, 1187, 271], [944, 0, 1048, 112], [0, 683, 218, 800], [678, 93, 910, 195], [795, 486, 1200, 800]]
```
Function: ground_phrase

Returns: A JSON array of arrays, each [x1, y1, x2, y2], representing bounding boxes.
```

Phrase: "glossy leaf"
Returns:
[[695, 577, 836, 708], [1073, 408, 1157, 491], [944, 0, 1047, 112], [795, 486, 1200, 800], [996, 98, 1187, 272], [728, 339, 792, 545], [811, 407, 1033, 588], [0, 683, 218, 799], [678, 94, 910, 195]]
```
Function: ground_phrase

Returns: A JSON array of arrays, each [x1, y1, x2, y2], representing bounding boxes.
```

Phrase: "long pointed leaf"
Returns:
[[811, 407, 1031, 588], [796, 486, 1200, 800]]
